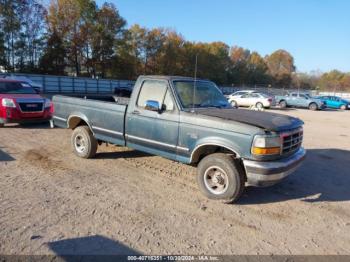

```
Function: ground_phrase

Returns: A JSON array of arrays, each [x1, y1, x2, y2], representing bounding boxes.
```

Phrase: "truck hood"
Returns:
[[194, 108, 303, 132], [0, 94, 44, 100]]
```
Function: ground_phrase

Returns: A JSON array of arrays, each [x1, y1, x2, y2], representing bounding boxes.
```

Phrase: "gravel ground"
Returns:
[[0, 108, 350, 255]]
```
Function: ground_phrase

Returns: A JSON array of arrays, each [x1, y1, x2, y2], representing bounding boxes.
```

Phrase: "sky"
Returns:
[[94, 0, 350, 73]]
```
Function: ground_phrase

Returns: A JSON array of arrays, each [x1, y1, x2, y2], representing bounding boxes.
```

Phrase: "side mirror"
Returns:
[[145, 100, 161, 112]]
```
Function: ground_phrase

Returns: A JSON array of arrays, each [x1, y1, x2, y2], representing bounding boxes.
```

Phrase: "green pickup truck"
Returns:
[[53, 75, 306, 203]]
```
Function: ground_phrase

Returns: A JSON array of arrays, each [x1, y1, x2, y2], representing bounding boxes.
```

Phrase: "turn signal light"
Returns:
[[252, 147, 280, 155]]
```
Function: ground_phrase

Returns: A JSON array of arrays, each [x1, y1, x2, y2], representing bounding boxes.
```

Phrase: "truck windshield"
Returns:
[[0, 82, 37, 94], [173, 80, 230, 109]]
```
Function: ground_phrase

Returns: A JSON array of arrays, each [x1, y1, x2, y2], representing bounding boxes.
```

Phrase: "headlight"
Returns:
[[44, 99, 51, 108], [1, 98, 16, 108], [252, 134, 282, 155]]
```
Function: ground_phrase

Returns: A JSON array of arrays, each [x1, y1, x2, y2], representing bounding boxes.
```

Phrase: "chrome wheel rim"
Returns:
[[231, 101, 237, 107], [75, 135, 86, 153], [256, 103, 263, 109], [204, 166, 229, 195]]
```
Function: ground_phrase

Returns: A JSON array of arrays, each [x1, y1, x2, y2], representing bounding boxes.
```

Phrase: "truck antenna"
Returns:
[[191, 54, 198, 112]]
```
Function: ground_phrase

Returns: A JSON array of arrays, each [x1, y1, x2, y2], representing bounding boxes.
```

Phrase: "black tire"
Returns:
[[279, 100, 287, 108], [0, 123, 4, 128], [197, 153, 245, 203], [230, 100, 238, 108], [71, 126, 97, 159], [309, 103, 318, 111], [256, 102, 264, 109], [340, 104, 346, 110]]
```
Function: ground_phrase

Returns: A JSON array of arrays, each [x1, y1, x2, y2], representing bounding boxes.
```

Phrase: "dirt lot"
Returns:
[[1, 108, 350, 255]]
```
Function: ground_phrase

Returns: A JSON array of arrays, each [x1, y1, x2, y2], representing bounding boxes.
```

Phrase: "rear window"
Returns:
[[0, 82, 36, 94], [259, 93, 269, 98]]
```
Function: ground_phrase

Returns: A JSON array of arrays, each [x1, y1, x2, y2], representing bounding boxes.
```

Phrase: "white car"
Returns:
[[228, 92, 275, 109]]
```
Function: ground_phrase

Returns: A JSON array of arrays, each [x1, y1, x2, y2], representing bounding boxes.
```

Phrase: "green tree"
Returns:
[[91, 2, 126, 77], [0, 0, 22, 71], [0, 31, 7, 69], [228, 46, 250, 86], [39, 30, 66, 75], [246, 52, 270, 85], [318, 70, 346, 91], [21, 1, 47, 71], [47, 0, 98, 76], [265, 49, 296, 88], [156, 30, 185, 76]]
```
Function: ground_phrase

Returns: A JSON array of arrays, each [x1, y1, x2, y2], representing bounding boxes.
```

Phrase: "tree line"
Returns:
[[1, 0, 349, 91]]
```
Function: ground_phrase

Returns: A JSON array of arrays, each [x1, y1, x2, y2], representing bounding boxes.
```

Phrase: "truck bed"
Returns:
[[52, 95, 128, 146]]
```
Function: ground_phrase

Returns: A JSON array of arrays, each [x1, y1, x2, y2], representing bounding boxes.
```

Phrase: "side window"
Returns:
[[137, 80, 167, 108], [241, 94, 250, 98], [251, 93, 259, 98], [292, 93, 298, 97]]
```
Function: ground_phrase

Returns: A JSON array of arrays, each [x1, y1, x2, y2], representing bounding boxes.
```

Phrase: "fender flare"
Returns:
[[190, 142, 241, 164], [67, 113, 94, 134]]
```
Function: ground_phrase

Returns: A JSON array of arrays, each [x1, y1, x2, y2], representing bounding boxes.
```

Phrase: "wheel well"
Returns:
[[191, 145, 238, 165], [309, 102, 317, 107], [68, 116, 89, 129]]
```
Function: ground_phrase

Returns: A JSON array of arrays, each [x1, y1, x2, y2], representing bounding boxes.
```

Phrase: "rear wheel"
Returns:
[[0, 123, 4, 128], [309, 103, 318, 111], [279, 100, 287, 108], [340, 104, 346, 110], [256, 102, 264, 109], [197, 153, 245, 203], [71, 126, 97, 159]]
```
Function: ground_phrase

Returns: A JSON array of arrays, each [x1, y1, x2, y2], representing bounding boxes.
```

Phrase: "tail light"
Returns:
[[50, 102, 54, 114], [268, 98, 272, 102]]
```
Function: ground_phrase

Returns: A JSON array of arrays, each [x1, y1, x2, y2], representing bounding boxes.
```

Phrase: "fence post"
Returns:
[[58, 77, 61, 93], [43, 75, 46, 93]]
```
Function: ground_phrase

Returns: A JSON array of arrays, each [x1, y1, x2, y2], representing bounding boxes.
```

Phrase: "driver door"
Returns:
[[126, 79, 180, 160]]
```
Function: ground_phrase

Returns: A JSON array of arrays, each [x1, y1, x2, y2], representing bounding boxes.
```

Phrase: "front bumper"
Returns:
[[243, 148, 306, 187], [0, 117, 52, 124]]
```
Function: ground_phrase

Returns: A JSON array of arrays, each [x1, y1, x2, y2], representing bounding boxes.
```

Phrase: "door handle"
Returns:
[[132, 110, 140, 115]]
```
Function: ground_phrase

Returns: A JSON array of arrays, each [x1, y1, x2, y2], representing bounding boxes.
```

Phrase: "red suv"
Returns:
[[0, 79, 53, 127]]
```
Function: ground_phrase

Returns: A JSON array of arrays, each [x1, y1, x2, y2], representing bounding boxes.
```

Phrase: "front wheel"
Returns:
[[279, 100, 287, 109], [71, 126, 98, 159], [309, 103, 318, 111], [230, 100, 238, 108], [340, 104, 346, 110], [197, 153, 245, 203]]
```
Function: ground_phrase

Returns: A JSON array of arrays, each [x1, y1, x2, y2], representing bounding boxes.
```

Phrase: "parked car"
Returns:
[[53, 75, 305, 203], [1, 75, 42, 93], [275, 92, 325, 110], [0, 79, 53, 127], [317, 96, 350, 110], [228, 92, 275, 109], [226, 90, 256, 99]]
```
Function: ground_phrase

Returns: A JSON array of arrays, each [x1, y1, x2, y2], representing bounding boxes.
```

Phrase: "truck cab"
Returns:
[[0, 79, 53, 127]]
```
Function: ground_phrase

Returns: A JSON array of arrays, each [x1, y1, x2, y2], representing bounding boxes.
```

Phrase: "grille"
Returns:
[[281, 128, 303, 154], [18, 102, 44, 112]]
